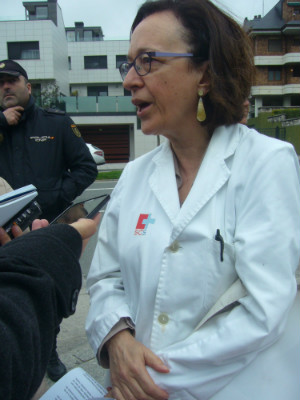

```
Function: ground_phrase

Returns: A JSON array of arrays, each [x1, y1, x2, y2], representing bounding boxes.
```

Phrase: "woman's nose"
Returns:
[[123, 67, 144, 90]]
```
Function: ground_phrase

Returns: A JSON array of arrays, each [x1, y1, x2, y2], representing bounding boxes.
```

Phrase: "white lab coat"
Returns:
[[86, 124, 300, 400]]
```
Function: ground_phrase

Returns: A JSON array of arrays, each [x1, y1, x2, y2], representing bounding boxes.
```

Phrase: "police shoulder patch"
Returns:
[[71, 124, 81, 137]]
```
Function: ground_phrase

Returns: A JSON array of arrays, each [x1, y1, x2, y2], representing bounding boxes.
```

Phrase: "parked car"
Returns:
[[86, 143, 105, 165]]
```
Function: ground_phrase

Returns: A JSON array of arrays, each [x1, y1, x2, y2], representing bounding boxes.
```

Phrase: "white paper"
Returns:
[[0, 184, 36, 203], [40, 367, 115, 400], [0, 184, 37, 226]]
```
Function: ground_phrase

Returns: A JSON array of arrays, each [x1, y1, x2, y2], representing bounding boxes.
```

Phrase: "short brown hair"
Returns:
[[131, 0, 255, 132]]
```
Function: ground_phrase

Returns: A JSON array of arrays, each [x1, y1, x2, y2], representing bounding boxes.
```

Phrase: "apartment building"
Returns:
[[0, 0, 159, 164], [3, 0, 298, 162], [244, 0, 300, 117]]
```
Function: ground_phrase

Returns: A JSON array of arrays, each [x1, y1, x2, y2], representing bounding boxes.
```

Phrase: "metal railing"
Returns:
[[259, 126, 286, 140], [58, 96, 136, 113]]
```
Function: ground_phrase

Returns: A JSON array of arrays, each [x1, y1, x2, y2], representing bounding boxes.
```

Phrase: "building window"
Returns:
[[7, 41, 40, 60], [291, 65, 300, 77], [31, 83, 41, 105], [76, 30, 84, 42], [66, 28, 102, 42], [291, 94, 300, 106], [124, 89, 131, 96], [84, 56, 107, 69], [262, 96, 283, 107], [68, 56, 72, 70], [84, 31, 93, 41], [268, 39, 282, 52], [36, 6, 48, 19], [28, 5, 48, 20], [87, 86, 108, 96], [66, 31, 75, 42], [268, 66, 281, 81], [293, 38, 300, 46], [116, 55, 127, 68]]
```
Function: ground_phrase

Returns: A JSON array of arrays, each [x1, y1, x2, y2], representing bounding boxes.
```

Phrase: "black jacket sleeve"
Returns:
[[0, 224, 82, 400], [60, 116, 98, 204]]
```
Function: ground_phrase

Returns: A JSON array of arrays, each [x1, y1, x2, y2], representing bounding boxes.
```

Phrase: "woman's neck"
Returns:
[[170, 128, 211, 205]]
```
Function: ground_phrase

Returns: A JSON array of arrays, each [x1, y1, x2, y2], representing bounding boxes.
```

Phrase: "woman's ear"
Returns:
[[197, 61, 210, 95]]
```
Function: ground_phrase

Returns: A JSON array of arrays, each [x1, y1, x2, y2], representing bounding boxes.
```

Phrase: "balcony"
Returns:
[[254, 53, 300, 66], [58, 96, 136, 114], [251, 83, 300, 95]]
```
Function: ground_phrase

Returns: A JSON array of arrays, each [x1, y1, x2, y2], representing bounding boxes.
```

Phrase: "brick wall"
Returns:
[[255, 66, 300, 85], [254, 36, 300, 55], [283, 0, 300, 22], [286, 36, 300, 52], [254, 37, 269, 55], [255, 67, 283, 85], [253, 36, 289, 56]]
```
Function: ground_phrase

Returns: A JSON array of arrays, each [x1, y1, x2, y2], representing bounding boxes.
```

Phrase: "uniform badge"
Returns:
[[29, 136, 54, 142], [0, 63, 5, 69], [71, 124, 81, 137]]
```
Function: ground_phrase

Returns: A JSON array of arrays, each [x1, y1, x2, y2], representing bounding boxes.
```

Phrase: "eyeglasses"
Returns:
[[119, 51, 194, 80]]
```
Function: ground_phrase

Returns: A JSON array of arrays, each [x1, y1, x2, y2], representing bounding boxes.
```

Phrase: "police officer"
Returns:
[[0, 59, 98, 222], [0, 59, 98, 381]]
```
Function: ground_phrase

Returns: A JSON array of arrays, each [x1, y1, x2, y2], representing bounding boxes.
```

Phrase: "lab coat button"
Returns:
[[169, 240, 180, 253], [158, 313, 169, 325]]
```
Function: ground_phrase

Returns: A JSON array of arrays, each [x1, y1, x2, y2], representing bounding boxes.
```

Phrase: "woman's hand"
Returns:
[[106, 330, 169, 400]]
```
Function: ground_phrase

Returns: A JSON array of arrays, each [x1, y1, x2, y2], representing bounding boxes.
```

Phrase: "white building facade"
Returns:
[[0, 0, 160, 164]]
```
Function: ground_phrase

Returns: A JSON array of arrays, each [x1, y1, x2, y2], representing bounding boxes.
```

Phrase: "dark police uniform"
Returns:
[[0, 96, 98, 221]]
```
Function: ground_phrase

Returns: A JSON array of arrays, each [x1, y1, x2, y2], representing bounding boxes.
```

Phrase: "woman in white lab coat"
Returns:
[[86, 1, 300, 399]]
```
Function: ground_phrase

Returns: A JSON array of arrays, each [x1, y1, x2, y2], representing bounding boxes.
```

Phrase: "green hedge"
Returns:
[[247, 112, 300, 154], [96, 170, 123, 180], [272, 108, 300, 119]]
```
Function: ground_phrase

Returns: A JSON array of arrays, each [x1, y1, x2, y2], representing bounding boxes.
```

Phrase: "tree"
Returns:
[[41, 81, 60, 109]]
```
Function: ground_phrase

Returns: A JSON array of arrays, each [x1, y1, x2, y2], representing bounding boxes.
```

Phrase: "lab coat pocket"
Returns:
[[199, 235, 237, 316]]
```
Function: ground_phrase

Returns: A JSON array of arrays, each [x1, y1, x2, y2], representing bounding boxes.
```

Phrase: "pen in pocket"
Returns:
[[215, 229, 224, 262]]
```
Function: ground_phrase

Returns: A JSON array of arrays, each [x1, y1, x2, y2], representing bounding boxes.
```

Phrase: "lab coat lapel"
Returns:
[[178, 125, 241, 229], [149, 142, 181, 223], [148, 126, 241, 228]]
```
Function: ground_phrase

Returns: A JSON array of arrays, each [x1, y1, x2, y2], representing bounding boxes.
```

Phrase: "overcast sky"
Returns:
[[1, 0, 279, 40]]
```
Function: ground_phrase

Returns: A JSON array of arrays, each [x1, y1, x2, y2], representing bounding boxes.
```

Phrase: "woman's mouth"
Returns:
[[136, 102, 151, 116]]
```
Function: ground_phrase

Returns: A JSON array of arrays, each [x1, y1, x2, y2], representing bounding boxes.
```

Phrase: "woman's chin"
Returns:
[[141, 122, 161, 136], [141, 126, 156, 136]]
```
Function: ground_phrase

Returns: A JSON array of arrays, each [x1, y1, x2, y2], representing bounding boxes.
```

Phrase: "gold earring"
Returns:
[[197, 89, 206, 122]]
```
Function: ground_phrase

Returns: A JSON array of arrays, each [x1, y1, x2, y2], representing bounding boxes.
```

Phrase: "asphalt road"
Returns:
[[77, 180, 116, 277]]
